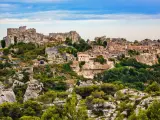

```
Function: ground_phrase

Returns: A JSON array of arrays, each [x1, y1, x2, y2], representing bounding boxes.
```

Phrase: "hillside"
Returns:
[[0, 27, 160, 120]]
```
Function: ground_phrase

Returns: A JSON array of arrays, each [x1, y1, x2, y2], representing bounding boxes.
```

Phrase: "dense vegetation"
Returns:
[[1, 40, 160, 120], [95, 58, 160, 90], [8, 42, 45, 62], [93, 39, 108, 47], [65, 38, 92, 52], [128, 101, 160, 120]]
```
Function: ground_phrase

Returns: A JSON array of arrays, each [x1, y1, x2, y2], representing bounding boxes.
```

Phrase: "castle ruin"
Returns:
[[5, 26, 81, 47]]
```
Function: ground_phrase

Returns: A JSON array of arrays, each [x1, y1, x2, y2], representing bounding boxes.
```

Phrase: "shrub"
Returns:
[[79, 61, 85, 68], [3, 48, 10, 55], [0, 102, 22, 120], [65, 37, 72, 45], [13, 84, 27, 103], [75, 85, 99, 98], [19, 116, 40, 120], [37, 91, 57, 104], [145, 82, 160, 93], [128, 50, 140, 56], [94, 55, 106, 64], [22, 100, 42, 117], [100, 83, 118, 95], [1, 40, 6, 48]]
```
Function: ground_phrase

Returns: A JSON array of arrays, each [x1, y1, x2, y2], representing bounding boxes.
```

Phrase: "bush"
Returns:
[[13, 84, 27, 103], [94, 55, 106, 64], [65, 37, 72, 45], [37, 91, 57, 104], [79, 61, 85, 68], [73, 39, 92, 52], [19, 116, 40, 120], [75, 85, 99, 98], [0, 102, 22, 120], [145, 82, 160, 93], [22, 100, 42, 117], [128, 50, 140, 56], [1, 40, 6, 48], [100, 83, 118, 95], [3, 48, 10, 55], [119, 58, 149, 69]]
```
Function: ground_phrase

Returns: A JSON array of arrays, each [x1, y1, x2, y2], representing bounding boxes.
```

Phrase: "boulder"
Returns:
[[23, 79, 43, 102], [0, 85, 16, 104]]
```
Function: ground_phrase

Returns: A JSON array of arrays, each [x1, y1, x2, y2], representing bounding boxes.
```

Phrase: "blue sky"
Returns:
[[0, 0, 160, 40]]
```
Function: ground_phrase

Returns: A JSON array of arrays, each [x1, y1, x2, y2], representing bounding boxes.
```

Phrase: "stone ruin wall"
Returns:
[[6, 26, 44, 47], [5, 26, 81, 47], [49, 31, 81, 43]]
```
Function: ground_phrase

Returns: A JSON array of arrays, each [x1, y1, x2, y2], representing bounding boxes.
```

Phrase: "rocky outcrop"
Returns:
[[135, 96, 160, 115], [0, 84, 16, 104], [45, 46, 76, 64], [135, 53, 158, 65], [12, 80, 25, 88], [45, 46, 67, 64], [71, 58, 114, 79], [23, 79, 43, 102]]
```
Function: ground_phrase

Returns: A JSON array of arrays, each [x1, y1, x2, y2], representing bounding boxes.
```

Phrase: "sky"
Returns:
[[0, 0, 160, 41]]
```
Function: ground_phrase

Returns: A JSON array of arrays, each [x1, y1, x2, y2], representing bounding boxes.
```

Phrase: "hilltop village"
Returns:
[[0, 26, 160, 120], [3, 26, 160, 79]]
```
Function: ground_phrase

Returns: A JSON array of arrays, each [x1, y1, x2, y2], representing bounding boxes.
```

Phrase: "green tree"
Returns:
[[41, 105, 66, 120], [3, 48, 10, 55], [65, 37, 72, 46], [22, 100, 42, 117], [42, 94, 88, 120], [94, 55, 106, 64], [1, 40, 6, 48], [19, 116, 40, 120], [145, 82, 160, 93], [146, 100, 160, 120], [137, 110, 148, 120], [0, 102, 21, 120]]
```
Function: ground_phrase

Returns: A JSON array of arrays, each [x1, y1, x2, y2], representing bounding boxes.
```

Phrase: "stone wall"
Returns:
[[4, 26, 81, 47], [49, 31, 81, 43], [6, 26, 44, 46]]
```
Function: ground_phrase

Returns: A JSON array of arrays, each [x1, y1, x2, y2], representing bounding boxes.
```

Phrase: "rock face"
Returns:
[[0, 85, 16, 104], [135, 53, 158, 65], [71, 50, 114, 79], [49, 31, 81, 43], [45, 46, 76, 64], [23, 79, 43, 102], [45, 46, 67, 64], [135, 96, 160, 115]]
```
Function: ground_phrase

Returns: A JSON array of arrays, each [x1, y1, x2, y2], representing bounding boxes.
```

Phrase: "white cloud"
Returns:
[[1, 10, 160, 41], [0, 4, 17, 11], [1, 19, 160, 41], [0, 0, 69, 3], [1, 10, 160, 22]]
